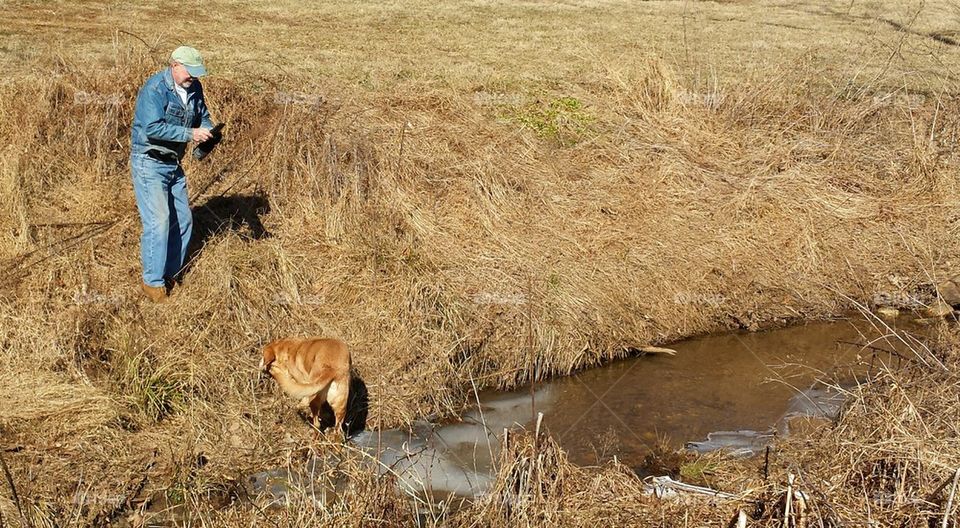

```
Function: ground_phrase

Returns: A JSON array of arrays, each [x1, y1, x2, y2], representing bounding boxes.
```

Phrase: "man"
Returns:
[[130, 46, 215, 302]]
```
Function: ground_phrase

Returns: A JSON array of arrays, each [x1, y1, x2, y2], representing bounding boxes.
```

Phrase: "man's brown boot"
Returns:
[[141, 283, 168, 303]]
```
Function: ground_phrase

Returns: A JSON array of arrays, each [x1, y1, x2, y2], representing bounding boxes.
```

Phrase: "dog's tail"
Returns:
[[339, 340, 352, 379]]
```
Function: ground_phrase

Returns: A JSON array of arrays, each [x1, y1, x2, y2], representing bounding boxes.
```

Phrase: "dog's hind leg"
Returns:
[[327, 377, 350, 440], [308, 387, 330, 440]]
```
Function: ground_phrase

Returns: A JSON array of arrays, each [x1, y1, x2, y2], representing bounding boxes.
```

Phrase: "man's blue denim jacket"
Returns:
[[130, 68, 214, 162]]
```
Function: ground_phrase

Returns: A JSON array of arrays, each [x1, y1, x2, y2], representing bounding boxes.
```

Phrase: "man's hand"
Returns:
[[192, 127, 213, 143]]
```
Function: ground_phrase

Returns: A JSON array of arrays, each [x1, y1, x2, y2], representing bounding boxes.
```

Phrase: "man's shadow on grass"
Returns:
[[173, 194, 271, 285]]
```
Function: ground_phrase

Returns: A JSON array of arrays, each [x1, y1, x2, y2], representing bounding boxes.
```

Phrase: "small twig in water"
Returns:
[[763, 445, 771, 481], [837, 340, 913, 364]]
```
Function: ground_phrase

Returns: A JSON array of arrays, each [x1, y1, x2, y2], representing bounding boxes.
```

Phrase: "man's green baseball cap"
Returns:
[[171, 46, 207, 77]]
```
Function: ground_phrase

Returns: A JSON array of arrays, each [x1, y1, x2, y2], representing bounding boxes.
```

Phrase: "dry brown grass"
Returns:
[[2, 0, 960, 525]]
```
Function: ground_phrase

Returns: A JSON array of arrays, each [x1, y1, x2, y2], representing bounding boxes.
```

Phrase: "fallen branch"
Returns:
[[0, 221, 119, 289], [28, 220, 115, 229], [639, 346, 678, 356], [643, 475, 741, 501]]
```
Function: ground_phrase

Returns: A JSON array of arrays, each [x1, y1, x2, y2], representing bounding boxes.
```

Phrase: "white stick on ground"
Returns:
[[942, 467, 960, 528], [640, 346, 678, 355], [644, 476, 741, 501], [784, 473, 794, 528]]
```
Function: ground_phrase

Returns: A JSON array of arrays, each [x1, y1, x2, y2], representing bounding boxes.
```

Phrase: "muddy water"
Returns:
[[256, 316, 927, 503], [502, 319, 875, 465]]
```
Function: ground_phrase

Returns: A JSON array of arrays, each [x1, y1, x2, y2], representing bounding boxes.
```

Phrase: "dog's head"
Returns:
[[259, 340, 281, 376]]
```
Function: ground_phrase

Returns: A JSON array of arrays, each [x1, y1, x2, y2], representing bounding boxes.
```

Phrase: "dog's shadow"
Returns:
[[307, 374, 369, 437]]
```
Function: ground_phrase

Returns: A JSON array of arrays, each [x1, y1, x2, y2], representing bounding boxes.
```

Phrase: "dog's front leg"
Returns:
[[311, 413, 321, 441]]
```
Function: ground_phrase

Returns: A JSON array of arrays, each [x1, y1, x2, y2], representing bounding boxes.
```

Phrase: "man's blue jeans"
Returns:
[[131, 153, 192, 287]]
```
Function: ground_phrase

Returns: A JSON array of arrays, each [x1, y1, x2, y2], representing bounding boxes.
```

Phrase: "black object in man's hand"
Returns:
[[193, 123, 225, 161]]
